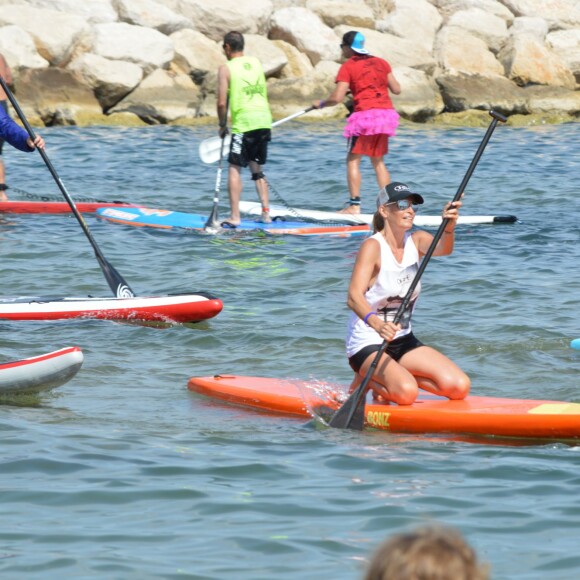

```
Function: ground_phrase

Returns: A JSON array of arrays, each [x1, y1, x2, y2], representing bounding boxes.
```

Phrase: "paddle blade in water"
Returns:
[[571, 339, 580, 350], [328, 394, 366, 429]]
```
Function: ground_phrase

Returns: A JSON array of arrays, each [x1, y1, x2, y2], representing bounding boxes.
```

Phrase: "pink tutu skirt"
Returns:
[[343, 108, 400, 138]]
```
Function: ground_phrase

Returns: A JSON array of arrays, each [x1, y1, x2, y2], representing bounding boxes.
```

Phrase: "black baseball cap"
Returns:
[[377, 182, 424, 208]]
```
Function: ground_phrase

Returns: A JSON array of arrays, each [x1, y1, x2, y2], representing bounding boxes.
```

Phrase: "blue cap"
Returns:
[[350, 32, 368, 55]]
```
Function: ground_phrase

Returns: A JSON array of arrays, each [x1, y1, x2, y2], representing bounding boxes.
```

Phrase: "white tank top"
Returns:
[[346, 231, 421, 358]]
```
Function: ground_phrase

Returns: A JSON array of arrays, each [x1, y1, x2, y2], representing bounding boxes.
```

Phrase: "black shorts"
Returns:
[[348, 332, 424, 373], [228, 128, 271, 167]]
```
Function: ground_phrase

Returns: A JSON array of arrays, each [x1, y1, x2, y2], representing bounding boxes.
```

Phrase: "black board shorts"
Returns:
[[348, 332, 424, 373], [228, 128, 271, 167]]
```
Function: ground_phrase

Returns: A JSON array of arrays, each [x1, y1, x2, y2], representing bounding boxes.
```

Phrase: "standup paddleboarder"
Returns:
[[217, 31, 272, 227], [345, 182, 470, 405], [312, 31, 401, 215]]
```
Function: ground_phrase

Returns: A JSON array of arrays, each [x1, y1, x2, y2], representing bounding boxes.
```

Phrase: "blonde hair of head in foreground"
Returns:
[[363, 525, 489, 580]]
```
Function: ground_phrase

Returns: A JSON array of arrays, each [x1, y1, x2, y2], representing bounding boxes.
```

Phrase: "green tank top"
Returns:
[[226, 56, 272, 133]]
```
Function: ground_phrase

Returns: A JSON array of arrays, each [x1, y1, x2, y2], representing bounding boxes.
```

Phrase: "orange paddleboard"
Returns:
[[188, 375, 580, 440]]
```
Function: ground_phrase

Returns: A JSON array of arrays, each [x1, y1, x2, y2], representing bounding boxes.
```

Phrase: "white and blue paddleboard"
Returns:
[[96, 206, 371, 237]]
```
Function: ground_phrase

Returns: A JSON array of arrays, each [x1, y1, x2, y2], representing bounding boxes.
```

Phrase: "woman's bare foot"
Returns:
[[258, 211, 271, 223]]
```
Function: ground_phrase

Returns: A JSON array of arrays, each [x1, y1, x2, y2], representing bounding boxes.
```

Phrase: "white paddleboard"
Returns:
[[239, 201, 517, 227], [0, 347, 83, 396]]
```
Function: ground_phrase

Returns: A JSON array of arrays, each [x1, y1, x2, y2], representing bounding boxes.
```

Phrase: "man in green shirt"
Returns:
[[217, 31, 272, 226]]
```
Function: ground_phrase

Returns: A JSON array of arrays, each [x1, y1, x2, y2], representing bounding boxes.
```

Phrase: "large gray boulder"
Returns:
[[14, 67, 104, 125], [170, 29, 225, 84], [163, 0, 273, 41], [391, 66, 445, 121], [501, 0, 580, 29], [436, 72, 527, 114], [114, 0, 192, 34], [91, 22, 174, 74], [24, 0, 118, 24], [547, 29, 580, 84], [272, 39, 314, 79], [433, 0, 514, 23], [434, 25, 505, 76], [244, 34, 288, 77], [523, 84, 580, 114], [68, 53, 143, 110], [0, 5, 92, 66], [270, 7, 340, 65], [267, 70, 338, 117], [446, 8, 508, 53], [0, 25, 49, 71], [334, 25, 437, 74], [306, 0, 375, 29], [499, 28, 576, 88], [109, 68, 201, 123], [377, 0, 443, 53]]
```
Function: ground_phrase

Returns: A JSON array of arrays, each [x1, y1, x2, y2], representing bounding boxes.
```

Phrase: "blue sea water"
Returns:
[[0, 118, 579, 579]]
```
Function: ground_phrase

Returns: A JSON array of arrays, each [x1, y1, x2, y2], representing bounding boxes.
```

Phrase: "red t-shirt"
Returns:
[[336, 55, 393, 112]]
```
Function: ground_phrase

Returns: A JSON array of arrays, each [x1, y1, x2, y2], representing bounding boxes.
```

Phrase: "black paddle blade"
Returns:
[[330, 342, 387, 430], [329, 388, 367, 430], [98, 256, 135, 298]]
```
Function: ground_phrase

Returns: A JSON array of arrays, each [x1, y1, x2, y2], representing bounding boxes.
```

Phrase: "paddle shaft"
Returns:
[[204, 98, 229, 230], [0, 75, 135, 298], [199, 106, 315, 165], [271, 106, 315, 128], [330, 109, 508, 430]]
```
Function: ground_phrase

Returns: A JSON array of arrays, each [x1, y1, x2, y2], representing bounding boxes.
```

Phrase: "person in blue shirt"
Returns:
[[0, 91, 45, 201]]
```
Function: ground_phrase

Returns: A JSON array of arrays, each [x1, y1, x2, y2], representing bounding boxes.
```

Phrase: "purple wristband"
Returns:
[[363, 311, 377, 325]]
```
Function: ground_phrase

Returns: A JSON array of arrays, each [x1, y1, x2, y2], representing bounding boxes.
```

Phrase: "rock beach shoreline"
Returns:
[[0, 0, 578, 128]]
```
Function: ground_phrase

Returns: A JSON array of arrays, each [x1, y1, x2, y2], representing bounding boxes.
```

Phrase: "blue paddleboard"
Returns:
[[96, 207, 371, 237]]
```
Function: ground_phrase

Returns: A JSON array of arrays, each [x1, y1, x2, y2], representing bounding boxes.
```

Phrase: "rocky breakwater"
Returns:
[[0, 0, 578, 127]]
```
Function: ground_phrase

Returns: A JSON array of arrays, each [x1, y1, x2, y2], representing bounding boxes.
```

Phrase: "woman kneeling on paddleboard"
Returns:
[[346, 182, 470, 405]]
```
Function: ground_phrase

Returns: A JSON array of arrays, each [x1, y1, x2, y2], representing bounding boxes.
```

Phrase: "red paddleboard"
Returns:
[[0, 200, 138, 214], [188, 375, 580, 441], [0, 293, 223, 323]]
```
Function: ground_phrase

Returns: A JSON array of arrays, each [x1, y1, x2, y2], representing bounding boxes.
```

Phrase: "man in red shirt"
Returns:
[[313, 31, 401, 214]]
